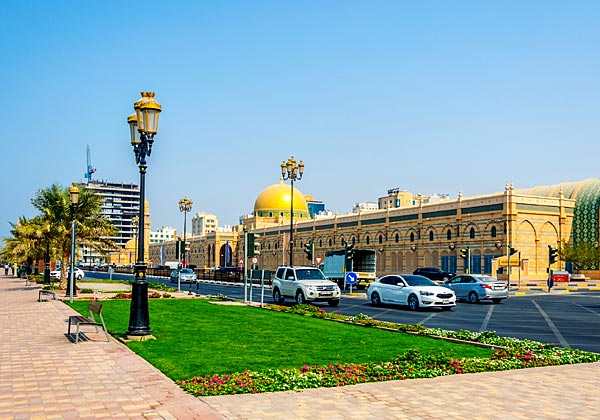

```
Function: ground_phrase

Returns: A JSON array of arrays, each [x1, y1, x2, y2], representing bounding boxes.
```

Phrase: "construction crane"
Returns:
[[84, 145, 97, 183]]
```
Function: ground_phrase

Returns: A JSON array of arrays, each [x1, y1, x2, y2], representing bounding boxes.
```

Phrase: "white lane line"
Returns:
[[532, 300, 571, 348], [419, 313, 437, 325], [573, 302, 600, 317], [480, 305, 495, 332]]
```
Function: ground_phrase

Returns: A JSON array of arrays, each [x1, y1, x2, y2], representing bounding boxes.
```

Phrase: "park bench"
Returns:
[[67, 300, 110, 343], [38, 290, 57, 301]]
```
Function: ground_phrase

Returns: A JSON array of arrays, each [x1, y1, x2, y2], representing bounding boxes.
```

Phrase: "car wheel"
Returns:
[[273, 288, 285, 305], [77, 274, 83, 280], [408, 294, 419, 311], [492, 298, 502, 304], [468, 291, 479, 304], [328, 299, 339, 307], [370, 292, 381, 307], [295, 291, 306, 305]]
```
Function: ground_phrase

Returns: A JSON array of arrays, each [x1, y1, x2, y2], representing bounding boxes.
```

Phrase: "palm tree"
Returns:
[[1, 183, 118, 289], [32, 183, 118, 288]]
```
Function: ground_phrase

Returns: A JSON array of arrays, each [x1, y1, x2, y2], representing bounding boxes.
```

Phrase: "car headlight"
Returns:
[[420, 290, 434, 296], [306, 286, 316, 292]]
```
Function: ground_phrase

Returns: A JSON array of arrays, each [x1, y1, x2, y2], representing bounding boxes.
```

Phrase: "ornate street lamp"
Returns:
[[281, 156, 304, 266], [126, 91, 161, 339], [178, 197, 193, 268], [179, 197, 193, 295], [67, 183, 80, 303]]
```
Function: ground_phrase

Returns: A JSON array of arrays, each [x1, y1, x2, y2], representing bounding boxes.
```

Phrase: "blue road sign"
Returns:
[[345, 271, 358, 285]]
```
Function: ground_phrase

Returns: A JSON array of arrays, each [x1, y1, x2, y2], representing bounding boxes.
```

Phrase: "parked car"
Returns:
[[272, 265, 341, 306], [440, 274, 508, 304], [50, 267, 85, 280], [366, 274, 456, 311], [413, 267, 456, 283], [170, 268, 197, 283]]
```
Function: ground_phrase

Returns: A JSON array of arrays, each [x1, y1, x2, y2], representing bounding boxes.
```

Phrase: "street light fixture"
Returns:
[[126, 91, 161, 339], [67, 182, 80, 303], [179, 197, 193, 295], [281, 156, 304, 267]]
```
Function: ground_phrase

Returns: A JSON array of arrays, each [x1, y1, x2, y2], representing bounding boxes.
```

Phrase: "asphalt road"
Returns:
[[84, 271, 600, 354]]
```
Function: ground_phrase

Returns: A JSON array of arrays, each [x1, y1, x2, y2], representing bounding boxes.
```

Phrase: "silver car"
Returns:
[[441, 274, 508, 304], [170, 268, 197, 283]]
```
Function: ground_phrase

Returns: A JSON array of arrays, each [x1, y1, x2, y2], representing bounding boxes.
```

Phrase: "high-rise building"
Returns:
[[83, 180, 141, 264]]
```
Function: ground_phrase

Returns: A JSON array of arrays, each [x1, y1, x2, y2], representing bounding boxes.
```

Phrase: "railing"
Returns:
[[85, 266, 273, 285]]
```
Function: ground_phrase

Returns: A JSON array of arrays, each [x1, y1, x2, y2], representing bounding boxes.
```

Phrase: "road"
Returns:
[[84, 271, 600, 353]]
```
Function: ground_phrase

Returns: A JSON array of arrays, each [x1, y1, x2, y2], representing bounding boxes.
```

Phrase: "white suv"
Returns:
[[272, 266, 341, 307]]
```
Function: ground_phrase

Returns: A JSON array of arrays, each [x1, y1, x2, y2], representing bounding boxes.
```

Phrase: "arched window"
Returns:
[[366, 236, 370, 245], [470, 228, 475, 239], [447, 229, 452, 240], [329, 238, 333, 246], [352, 237, 356, 245], [319, 239, 323, 247], [395, 233, 399, 243], [410, 232, 415, 242], [341, 238, 346, 246], [491, 226, 497, 237], [378, 235, 383, 244], [429, 231, 434, 241]]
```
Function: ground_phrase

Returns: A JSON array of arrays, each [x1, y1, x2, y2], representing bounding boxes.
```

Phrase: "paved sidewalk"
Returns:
[[2, 274, 600, 419]]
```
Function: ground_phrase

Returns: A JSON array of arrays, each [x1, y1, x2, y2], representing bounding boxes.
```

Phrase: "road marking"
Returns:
[[480, 305, 495, 332], [573, 302, 600, 317], [532, 300, 571, 348], [419, 313, 437, 325]]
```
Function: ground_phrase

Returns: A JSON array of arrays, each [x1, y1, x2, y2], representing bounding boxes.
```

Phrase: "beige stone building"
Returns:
[[149, 178, 600, 283]]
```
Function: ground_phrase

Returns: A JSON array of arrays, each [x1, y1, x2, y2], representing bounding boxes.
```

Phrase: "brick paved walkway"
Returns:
[[1, 273, 599, 419]]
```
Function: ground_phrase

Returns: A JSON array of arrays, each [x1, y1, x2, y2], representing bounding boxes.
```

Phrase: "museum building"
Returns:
[[149, 178, 600, 283]]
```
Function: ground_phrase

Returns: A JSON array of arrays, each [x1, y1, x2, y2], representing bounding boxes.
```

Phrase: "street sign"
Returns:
[[315, 256, 322, 265], [238, 258, 244, 265], [251, 257, 258, 265], [345, 271, 358, 285]]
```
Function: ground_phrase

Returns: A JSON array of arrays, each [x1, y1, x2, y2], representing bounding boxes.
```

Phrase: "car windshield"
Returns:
[[180, 269, 194, 274], [475, 275, 497, 283], [295, 269, 326, 280], [403, 275, 437, 287]]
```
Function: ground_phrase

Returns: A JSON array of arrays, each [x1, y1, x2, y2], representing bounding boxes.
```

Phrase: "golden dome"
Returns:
[[254, 180, 309, 216]]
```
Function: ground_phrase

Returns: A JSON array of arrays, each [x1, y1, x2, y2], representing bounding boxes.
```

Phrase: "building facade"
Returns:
[[191, 212, 218, 237], [150, 179, 600, 282]]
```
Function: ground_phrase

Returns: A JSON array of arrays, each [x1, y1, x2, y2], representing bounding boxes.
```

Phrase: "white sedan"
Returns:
[[50, 267, 85, 280], [366, 274, 456, 311]]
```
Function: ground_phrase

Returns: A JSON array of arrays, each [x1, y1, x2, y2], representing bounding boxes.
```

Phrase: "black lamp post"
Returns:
[[179, 197, 193, 294], [131, 215, 139, 264], [281, 156, 304, 267], [126, 91, 161, 339], [67, 182, 80, 302]]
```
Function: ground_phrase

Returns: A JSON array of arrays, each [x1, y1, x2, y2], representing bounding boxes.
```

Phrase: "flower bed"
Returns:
[[178, 304, 600, 397]]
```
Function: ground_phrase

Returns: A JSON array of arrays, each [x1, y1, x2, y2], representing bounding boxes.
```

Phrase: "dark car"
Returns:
[[412, 267, 455, 283]]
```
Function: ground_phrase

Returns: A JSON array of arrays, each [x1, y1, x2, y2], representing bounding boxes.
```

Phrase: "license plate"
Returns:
[[320, 293, 332, 297], [442, 299, 449, 304]]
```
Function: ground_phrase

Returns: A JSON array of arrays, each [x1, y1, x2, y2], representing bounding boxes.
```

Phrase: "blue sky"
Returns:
[[1, 1, 599, 238]]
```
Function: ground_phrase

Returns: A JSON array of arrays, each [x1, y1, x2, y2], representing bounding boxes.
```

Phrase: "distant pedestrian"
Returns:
[[3, 264, 8, 275]]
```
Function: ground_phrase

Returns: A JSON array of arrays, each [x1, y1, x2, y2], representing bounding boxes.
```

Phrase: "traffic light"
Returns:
[[509, 247, 518, 256], [345, 244, 355, 262], [460, 247, 470, 260], [304, 241, 313, 262], [548, 245, 558, 264], [248, 233, 261, 256]]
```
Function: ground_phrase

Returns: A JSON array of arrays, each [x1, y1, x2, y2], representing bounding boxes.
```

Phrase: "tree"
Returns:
[[558, 240, 600, 272], [2, 184, 117, 289]]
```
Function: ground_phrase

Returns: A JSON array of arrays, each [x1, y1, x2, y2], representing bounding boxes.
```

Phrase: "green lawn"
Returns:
[[69, 298, 492, 381]]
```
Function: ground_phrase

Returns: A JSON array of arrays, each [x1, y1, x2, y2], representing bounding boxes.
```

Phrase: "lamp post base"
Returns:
[[127, 263, 152, 337]]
